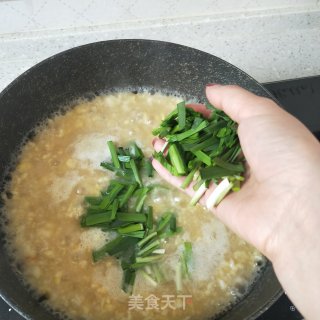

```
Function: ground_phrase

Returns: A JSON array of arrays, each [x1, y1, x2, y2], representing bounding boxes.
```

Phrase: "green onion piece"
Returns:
[[181, 242, 192, 279], [185, 136, 218, 152], [160, 141, 169, 153], [140, 270, 158, 287], [159, 108, 178, 126], [168, 144, 187, 175], [144, 159, 154, 177], [190, 182, 207, 206], [206, 177, 233, 209], [92, 236, 138, 262], [118, 155, 131, 163], [232, 179, 241, 192], [169, 214, 177, 232], [158, 226, 183, 240], [85, 206, 109, 215], [130, 159, 142, 186], [192, 150, 211, 166], [177, 101, 186, 130], [153, 152, 178, 176], [121, 231, 145, 238], [84, 196, 102, 206], [107, 141, 120, 169], [137, 231, 157, 248], [213, 157, 244, 173], [135, 255, 163, 264], [111, 199, 119, 220], [99, 183, 124, 209], [119, 184, 137, 208], [146, 206, 153, 229], [167, 120, 208, 142], [200, 166, 237, 180], [117, 212, 147, 223], [192, 178, 203, 191], [84, 212, 113, 226], [157, 212, 173, 233], [151, 264, 165, 283], [181, 167, 198, 189], [128, 142, 144, 160], [152, 249, 165, 255], [137, 240, 160, 257], [100, 161, 118, 172], [118, 223, 144, 234], [122, 269, 136, 294], [135, 187, 150, 212]]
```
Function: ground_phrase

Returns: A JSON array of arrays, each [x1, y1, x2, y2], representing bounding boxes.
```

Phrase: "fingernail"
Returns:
[[206, 83, 221, 88], [149, 156, 154, 162], [152, 138, 157, 146]]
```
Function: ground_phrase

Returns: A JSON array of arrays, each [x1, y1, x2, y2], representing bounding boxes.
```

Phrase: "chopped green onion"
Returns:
[[177, 101, 186, 130], [107, 141, 120, 169], [152, 248, 165, 255], [200, 166, 236, 180], [192, 150, 211, 166], [168, 144, 187, 175], [135, 187, 151, 212], [140, 270, 158, 287], [118, 155, 131, 163], [167, 120, 208, 142], [121, 231, 145, 238], [146, 206, 153, 229], [111, 199, 119, 220], [157, 212, 173, 233], [99, 183, 124, 209], [117, 212, 147, 223], [213, 157, 244, 173], [92, 236, 138, 262], [181, 242, 192, 279], [137, 231, 157, 248], [119, 184, 137, 208], [84, 196, 102, 206], [137, 240, 160, 257], [206, 177, 233, 209], [181, 167, 199, 189], [84, 212, 113, 226], [190, 182, 207, 206], [122, 269, 136, 294], [118, 223, 144, 234], [130, 159, 142, 186], [135, 255, 163, 264], [144, 159, 154, 177]]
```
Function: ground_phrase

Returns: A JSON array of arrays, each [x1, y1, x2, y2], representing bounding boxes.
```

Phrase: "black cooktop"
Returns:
[[2, 75, 319, 320]]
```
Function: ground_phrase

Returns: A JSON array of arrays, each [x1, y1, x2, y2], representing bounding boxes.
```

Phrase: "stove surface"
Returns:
[[2, 76, 319, 320]]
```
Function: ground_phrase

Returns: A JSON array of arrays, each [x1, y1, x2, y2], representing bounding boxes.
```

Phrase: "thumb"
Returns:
[[205, 84, 281, 123]]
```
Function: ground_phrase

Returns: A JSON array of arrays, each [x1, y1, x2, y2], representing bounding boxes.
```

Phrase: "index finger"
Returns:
[[205, 84, 282, 123]]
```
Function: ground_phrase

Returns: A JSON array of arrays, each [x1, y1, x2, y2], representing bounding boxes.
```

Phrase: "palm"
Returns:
[[152, 87, 320, 259]]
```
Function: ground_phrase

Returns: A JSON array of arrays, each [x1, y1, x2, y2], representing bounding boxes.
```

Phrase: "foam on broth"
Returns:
[[1, 92, 265, 320]]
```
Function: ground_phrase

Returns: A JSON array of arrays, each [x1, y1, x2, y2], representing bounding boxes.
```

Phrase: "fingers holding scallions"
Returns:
[[152, 100, 245, 209]]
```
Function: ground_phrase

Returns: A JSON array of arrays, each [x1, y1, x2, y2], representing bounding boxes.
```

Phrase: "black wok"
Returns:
[[0, 39, 282, 320]]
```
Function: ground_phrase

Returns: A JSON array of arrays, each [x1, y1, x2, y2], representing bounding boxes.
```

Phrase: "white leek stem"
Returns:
[[160, 141, 169, 153], [206, 177, 233, 210], [140, 270, 158, 287], [190, 182, 207, 206], [152, 248, 165, 255]]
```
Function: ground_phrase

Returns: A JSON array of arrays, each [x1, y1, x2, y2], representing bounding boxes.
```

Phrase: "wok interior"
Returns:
[[0, 40, 282, 320]]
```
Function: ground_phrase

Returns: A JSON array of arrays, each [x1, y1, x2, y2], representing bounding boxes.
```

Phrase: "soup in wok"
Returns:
[[2, 92, 264, 320]]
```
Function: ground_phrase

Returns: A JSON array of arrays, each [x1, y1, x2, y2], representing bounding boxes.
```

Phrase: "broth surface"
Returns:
[[3, 92, 264, 320]]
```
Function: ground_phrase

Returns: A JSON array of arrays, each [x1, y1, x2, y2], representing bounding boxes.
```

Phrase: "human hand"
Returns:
[[152, 85, 320, 319]]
